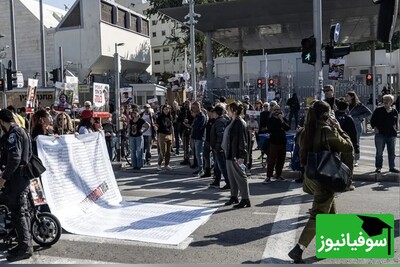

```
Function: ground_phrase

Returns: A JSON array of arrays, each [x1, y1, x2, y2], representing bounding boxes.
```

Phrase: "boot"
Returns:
[[200, 168, 212, 178], [224, 197, 239, 206], [233, 199, 251, 208], [288, 244, 304, 264]]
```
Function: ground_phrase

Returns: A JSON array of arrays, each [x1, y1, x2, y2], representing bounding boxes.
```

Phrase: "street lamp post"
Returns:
[[114, 42, 125, 162], [183, 0, 200, 101]]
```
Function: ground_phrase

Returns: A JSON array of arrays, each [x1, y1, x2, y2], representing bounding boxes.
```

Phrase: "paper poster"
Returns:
[[36, 133, 216, 245], [120, 87, 133, 106], [65, 76, 79, 104], [246, 110, 260, 116], [328, 58, 345, 80], [29, 178, 47, 206], [54, 83, 72, 112], [93, 82, 109, 109], [147, 97, 158, 104], [26, 79, 38, 113]]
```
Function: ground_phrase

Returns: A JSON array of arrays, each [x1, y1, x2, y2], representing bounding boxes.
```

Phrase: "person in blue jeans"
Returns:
[[129, 111, 150, 170], [370, 94, 399, 173], [191, 101, 207, 176]]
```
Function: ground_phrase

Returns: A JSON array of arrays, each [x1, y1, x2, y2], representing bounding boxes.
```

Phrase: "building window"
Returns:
[[171, 29, 175, 35], [117, 9, 126, 28], [152, 32, 157, 37], [141, 19, 149, 36], [154, 49, 161, 53], [164, 59, 170, 64], [101, 2, 113, 24], [161, 19, 165, 24], [176, 58, 179, 62], [152, 20, 157, 26], [163, 48, 169, 52], [154, 61, 161, 65], [130, 14, 138, 32], [161, 30, 166, 36]]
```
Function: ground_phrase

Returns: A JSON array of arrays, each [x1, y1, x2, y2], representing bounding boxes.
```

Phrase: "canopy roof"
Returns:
[[160, 0, 393, 50]]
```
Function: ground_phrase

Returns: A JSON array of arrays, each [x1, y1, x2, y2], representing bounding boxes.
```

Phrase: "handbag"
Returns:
[[25, 154, 46, 179], [305, 128, 351, 192], [20, 128, 46, 179]]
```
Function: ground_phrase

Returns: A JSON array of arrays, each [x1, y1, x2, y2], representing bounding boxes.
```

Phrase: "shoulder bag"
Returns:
[[305, 128, 351, 192], [21, 128, 47, 179]]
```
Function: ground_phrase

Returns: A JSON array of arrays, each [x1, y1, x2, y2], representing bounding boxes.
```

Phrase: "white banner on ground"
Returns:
[[36, 133, 216, 245]]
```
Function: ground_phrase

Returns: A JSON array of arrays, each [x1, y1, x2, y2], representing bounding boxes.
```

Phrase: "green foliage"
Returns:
[[147, 0, 235, 78]]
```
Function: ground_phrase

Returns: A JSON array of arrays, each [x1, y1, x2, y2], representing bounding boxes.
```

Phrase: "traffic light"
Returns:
[[325, 45, 351, 64], [0, 79, 4, 91], [366, 74, 373, 86], [50, 68, 60, 83], [301, 36, 316, 64], [6, 68, 17, 90], [256, 78, 263, 89], [268, 78, 275, 89]]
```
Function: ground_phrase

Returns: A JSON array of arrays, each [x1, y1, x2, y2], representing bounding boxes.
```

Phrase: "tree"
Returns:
[[146, 0, 235, 79]]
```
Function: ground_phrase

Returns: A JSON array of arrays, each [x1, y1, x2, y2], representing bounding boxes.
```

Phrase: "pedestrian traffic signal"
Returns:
[[0, 79, 4, 91], [268, 78, 275, 88], [301, 36, 316, 64], [256, 78, 263, 89], [325, 45, 351, 65], [6, 68, 17, 90], [50, 68, 60, 83], [366, 74, 373, 86]]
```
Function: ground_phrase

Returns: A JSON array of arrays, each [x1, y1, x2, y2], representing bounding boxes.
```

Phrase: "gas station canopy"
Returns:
[[160, 0, 394, 51]]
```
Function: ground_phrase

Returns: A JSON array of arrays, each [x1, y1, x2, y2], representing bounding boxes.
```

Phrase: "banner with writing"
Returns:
[[93, 82, 109, 109], [36, 133, 216, 245]]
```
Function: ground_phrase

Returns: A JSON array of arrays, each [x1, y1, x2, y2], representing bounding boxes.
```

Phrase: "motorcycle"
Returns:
[[0, 183, 62, 248]]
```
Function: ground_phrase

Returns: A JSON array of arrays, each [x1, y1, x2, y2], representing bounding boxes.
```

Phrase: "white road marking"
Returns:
[[261, 183, 306, 264]]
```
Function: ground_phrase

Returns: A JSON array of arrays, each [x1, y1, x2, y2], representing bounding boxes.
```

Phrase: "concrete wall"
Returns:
[[0, 0, 58, 84]]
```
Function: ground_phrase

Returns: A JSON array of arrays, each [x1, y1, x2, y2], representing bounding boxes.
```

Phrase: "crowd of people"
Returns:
[[0, 83, 397, 262]]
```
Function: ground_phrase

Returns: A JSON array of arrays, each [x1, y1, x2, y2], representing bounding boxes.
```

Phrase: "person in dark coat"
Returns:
[[335, 100, 358, 191]]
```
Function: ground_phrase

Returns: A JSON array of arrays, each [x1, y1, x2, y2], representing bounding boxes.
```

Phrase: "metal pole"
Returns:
[[189, 0, 196, 101], [184, 47, 188, 92], [206, 31, 213, 102], [239, 50, 244, 94], [40, 0, 47, 87], [371, 41, 377, 111], [59, 47, 64, 83], [313, 0, 323, 99], [114, 44, 121, 162], [9, 0, 17, 70]]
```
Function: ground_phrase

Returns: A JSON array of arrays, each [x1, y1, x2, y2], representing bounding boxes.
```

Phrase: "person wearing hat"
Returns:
[[78, 110, 94, 134], [0, 109, 33, 261]]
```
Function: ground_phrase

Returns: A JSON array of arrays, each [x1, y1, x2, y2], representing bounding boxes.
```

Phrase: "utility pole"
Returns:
[[313, 0, 323, 99], [114, 42, 124, 162], [183, 0, 200, 101], [9, 0, 17, 70], [40, 0, 47, 87]]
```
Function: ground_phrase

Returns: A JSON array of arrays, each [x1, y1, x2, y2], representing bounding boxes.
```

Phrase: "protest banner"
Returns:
[[36, 133, 216, 245]]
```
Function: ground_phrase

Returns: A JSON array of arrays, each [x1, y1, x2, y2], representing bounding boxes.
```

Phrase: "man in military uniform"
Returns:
[[0, 109, 33, 262]]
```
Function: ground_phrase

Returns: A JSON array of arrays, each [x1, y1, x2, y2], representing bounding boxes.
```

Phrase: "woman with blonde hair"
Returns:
[[54, 112, 74, 135]]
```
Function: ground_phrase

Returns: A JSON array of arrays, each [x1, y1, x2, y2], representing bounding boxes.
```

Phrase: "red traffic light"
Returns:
[[366, 74, 373, 86], [268, 79, 275, 87], [256, 78, 263, 88]]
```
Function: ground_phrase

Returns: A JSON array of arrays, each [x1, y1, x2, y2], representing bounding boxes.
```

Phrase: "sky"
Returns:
[[42, 0, 77, 11]]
